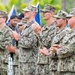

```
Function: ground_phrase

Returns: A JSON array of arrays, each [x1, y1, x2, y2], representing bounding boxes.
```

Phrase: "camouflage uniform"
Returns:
[[0, 10, 12, 75], [18, 4, 39, 75], [56, 28, 75, 75], [55, 9, 75, 75], [36, 23, 57, 75], [36, 5, 57, 75], [49, 10, 69, 75]]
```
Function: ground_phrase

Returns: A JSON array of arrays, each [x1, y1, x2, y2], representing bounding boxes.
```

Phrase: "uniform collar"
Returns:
[[27, 20, 34, 27]]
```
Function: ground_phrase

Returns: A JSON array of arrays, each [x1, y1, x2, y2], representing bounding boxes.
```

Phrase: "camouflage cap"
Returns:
[[41, 4, 55, 12], [66, 8, 75, 17], [23, 4, 38, 12], [0, 10, 8, 18], [54, 10, 68, 19]]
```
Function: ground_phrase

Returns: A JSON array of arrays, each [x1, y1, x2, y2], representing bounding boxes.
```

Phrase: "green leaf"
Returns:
[[0, 3, 7, 11]]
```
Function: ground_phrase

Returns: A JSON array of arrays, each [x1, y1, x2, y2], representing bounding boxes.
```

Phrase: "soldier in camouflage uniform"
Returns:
[[0, 10, 16, 75], [18, 4, 41, 75], [49, 10, 70, 75], [50, 8, 75, 75], [36, 4, 57, 75]]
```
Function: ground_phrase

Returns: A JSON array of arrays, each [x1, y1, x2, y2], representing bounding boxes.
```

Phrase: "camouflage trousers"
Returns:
[[13, 54, 19, 75], [0, 62, 7, 75], [35, 64, 49, 75], [0, 69, 7, 75], [18, 62, 36, 75], [57, 72, 75, 75], [13, 65, 19, 75], [49, 71, 58, 75]]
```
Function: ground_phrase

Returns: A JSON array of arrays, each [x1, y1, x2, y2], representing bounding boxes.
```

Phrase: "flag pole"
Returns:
[[7, 5, 15, 24], [7, 5, 16, 75]]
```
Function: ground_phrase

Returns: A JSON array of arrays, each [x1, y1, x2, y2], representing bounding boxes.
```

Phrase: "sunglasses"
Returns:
[[56, 18, 61, 19], [42, 11, 50, 13], [67, 17, 72, 19]]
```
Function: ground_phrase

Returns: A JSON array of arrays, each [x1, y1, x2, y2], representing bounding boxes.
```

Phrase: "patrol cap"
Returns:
[[22, 4, 38, 12], [41, 4, 55, 12], [0, 10, 8, 18], [66, 8, 75, 17], [18, 13, 24, 19], [54, 10, 68, 19]]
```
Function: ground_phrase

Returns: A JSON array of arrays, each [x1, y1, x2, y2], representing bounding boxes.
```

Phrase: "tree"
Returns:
[[66, 0, 75, 12], [61, 0, 66, 10], [0, 0, 26, 13], [0, 3, 7, 11], [6, 0, 26, 13]]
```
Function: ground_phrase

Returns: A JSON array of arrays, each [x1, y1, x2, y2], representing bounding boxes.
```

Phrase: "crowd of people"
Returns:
[[0, 4, 75, 75]]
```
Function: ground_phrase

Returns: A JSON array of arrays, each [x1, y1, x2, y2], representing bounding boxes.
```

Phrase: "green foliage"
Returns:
[[40, 13, 45, 26], [0, 0, 2, 2], [0, 0, 26, 14], [0, 3, 7, 11], [66, 0, 75, 12], [29, 0, 39, 5], [6, 0, 26, 13]]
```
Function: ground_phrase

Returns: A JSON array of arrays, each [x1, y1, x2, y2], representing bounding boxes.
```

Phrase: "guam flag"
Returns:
[[35, 2, 41, 25], [6, 5, 16, 26]]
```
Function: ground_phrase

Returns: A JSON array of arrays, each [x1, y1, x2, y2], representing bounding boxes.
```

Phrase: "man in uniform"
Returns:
[[9, 15, 20, 75], [18, 4, 41, 75], [17, 12, 24, 23], [36, 4, 57, 75], [0, 10, 16, 75], [50, 8, 75, 75], [17, 13, 24, 33], [49, 10, 69, 75]]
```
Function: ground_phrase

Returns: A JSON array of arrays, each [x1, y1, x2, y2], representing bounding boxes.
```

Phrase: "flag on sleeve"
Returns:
[[35, 2, 40, 25], [6, 5, 16, 26]]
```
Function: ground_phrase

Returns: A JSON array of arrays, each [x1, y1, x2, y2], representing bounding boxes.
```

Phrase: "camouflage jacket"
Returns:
[[0, 25, 12, 68], [49, 27, 70, 71], [56, 29, 75, 72], [37, 22, 58, 64], [19, 20, 39, 63], [49, 27, 70, 58]]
